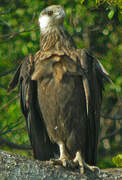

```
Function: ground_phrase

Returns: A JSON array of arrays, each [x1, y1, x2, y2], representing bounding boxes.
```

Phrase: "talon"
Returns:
[[67, 160, 79, 169], [50, 159, 63, 166], [50, 158, 69, 167], [84, 163, 100, 175], [50, 158, 79, 169], [73, 151, 100, 175], [92, 166, 100, 175]]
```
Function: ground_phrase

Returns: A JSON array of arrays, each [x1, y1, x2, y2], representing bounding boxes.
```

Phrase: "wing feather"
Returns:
[[79, 49, 110, 165], [8, 54, 58, 160]]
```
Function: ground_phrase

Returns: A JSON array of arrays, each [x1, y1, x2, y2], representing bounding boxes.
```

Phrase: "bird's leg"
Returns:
[[51, 142, 70, 167], [73, 151, 100, 174], [73, 151, 84, 174], [58, 143, 71, 167]]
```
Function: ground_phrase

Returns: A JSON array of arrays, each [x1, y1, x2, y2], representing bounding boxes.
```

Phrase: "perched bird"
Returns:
[[8, 5, 110, 173]]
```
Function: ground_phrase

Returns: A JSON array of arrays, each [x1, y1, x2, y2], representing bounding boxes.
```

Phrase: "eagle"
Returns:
[[8, 5, 110, 173]]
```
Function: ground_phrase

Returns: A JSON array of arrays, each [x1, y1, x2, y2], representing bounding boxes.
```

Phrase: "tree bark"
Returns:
[[0, 150, 121, 180]]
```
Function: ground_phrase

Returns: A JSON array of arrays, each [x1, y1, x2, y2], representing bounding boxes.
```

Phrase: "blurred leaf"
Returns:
[[98, 156, 115, 169], [108, 8, 115, 20], [22, 44, 28, 55], [112, 154, 122, 167], [80, 0, 85, 4], [16, 9, 24, 16]]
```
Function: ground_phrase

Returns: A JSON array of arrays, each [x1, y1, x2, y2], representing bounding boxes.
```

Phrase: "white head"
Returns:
[[38, 5, 65, 34]]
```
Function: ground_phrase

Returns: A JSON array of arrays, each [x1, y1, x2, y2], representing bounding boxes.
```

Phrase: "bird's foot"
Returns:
[[50, 158, 78, 169], [73, 151, 100, 175], [84, 162, 100, 175]]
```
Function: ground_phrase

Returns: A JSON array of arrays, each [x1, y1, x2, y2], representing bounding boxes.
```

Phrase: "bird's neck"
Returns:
[[40, 25, 74, 51]]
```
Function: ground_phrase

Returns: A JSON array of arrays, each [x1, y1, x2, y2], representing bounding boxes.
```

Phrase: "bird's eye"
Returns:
[[47, 11, 53, 16]]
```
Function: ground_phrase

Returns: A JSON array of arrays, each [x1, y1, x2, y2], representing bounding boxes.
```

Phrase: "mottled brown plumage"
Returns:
[[8, 5, 110, 173]]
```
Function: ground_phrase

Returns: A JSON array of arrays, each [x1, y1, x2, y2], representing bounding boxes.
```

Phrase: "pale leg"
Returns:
[[74, 151, 100, 174]]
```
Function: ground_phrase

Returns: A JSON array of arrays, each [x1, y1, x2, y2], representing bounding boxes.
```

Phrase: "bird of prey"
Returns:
[[8, 5, 110, 173]]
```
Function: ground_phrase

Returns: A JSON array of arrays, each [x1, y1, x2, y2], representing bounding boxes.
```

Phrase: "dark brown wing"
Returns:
[[8, 54, 58, 160], [79, 49, 110, 165]]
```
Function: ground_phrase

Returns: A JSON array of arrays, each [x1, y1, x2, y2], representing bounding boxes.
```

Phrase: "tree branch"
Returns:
[[101, 115, 122, 121], [0, 95, 19, 111], [0, 136, 31, 150], [0, 5, 13, 16], [0, 68, 16, 78], [0, 27, 39, 43], [0, 116, 23, 136], [0, 84, 8, 90], [100, 127, 122, 141], [0, 18, 14, 32]]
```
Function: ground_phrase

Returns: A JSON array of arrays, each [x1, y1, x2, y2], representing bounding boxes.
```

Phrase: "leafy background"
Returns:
[[0, 0, 122, 168]]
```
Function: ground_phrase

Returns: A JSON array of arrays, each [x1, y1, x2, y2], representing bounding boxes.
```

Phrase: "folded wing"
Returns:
[[79, 49, 111, 165], [8, 54, 58, 160]]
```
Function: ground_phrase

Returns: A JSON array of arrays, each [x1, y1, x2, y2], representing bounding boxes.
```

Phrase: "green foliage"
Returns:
[[98, 156, 115, 168], [0, 0, 121, 168], [96, 0, 122, 9], [108, 8, 115, 19], [112, 154, 122, 167]]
